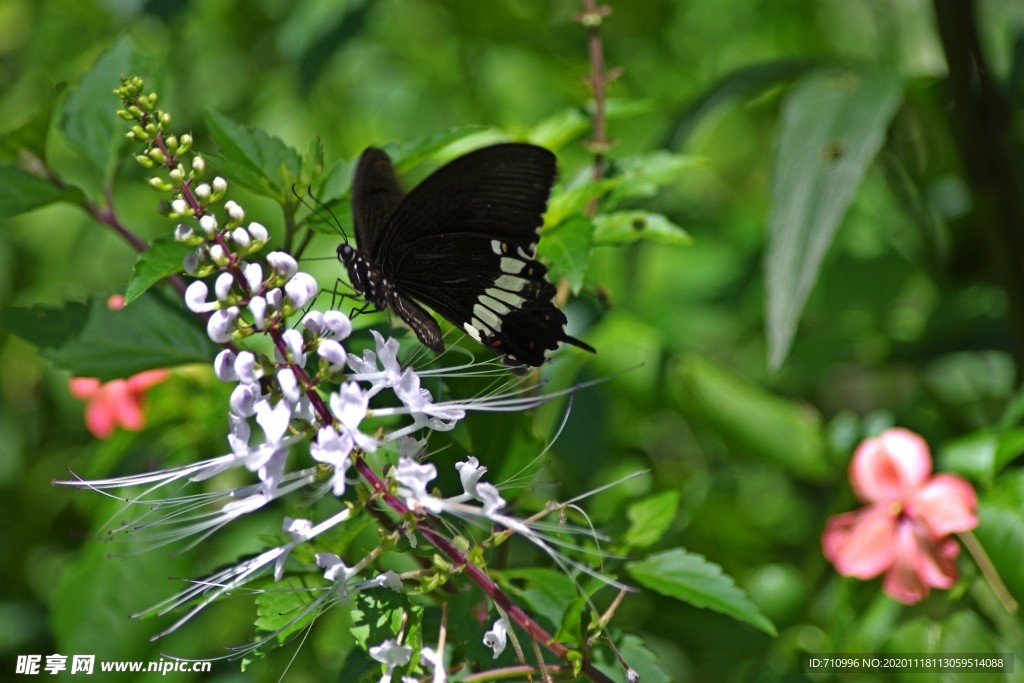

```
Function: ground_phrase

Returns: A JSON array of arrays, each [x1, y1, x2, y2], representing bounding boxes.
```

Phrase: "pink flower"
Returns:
[[821, 428, 978, 604], [68, 370, 170, 439]]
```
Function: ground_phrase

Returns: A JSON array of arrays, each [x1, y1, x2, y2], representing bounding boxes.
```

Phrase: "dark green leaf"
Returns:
[[0, 302, 88, 348], [124, 234, 190, 304], [60, 35, 146, 183], [614, 634, 672, 683], [244, 575, 322, 667], [39, 294, 217, 380], [544, 178, 620, 228], [0, 83, 66, 163], [765, 70, 903, 369], [627, 548, 776, 636], [349, 589, 420, 652], [975, 472, 1024, 601], [941, 428, 1024, 486], [886, 612, 998, 669], [670, 353, 830, 481], [623, 490, 681, 548], [0, 162, 81, 220], [302, 135, 325, 187], [498, 568, 578, 634], [206, 109, 302, 200], [592, 210, 693, 246], [538, 214, 593, 294]]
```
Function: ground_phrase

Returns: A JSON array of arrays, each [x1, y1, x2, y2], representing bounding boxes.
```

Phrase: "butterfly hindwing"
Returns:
[[352, 148, 406, 256]]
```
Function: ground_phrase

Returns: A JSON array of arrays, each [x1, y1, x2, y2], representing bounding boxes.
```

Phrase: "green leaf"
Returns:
[[0, 162, 80, 221], [670, 353, 830, 481], [538, 214, 593, 293], [61, 35, 146, 183], [765, 70, 904, 370], [124, 234, 190, 304], [244, 575, 321, 668], [614, 634, 672, 683], [0, 302, 88, 348], [623, 490, 680, 548], [592, 210, 694, 246], [627, 548, 776, 636], [886, 612, 999, 669], [301, 135, 325, 187], [606, 151, 705, 204], [528, 107, 589, 151], [0, 82, 66, 163], [349, 589, 420, 652], [940, 428, 1024, 486], [382, 125, 499, 172], [544, 178, 620, 228], [317, 156, 356, 203], [32, 294, 216, 380], [206, 109, 302, 200], [498, 568, 578, 634], [975, 472, 1024, 601]]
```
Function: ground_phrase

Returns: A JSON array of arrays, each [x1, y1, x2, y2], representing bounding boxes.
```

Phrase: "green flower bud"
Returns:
[[130, 124, 149, 141], [134, 154, 155, 168], [177, 133, 193, 155], [149, 176, 174, 192], [148, 147, 167, 165], [169, 166, 185, 183], [164, 135, 178, 153], [191, 154, 206, 177], [116, 109, 134, 121], [144, 122, 158, 136], [159, 112, 171, 128]]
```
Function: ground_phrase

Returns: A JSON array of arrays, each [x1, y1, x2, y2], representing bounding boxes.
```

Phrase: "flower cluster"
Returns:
[[821, 428, 979, 604]]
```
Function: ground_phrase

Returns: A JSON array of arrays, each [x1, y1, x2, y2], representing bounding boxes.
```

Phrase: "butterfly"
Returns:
[[337, 143, 594, 367]]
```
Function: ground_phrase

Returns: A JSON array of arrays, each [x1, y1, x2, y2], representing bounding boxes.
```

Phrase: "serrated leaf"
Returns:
[[124, 234, 190, 304], [206, 110, 302, 200], [538, 214, 593, 294], [349, 589, 417, 651], [0, 162, 82, 220], [592, 210, 693, 246], [627, 548, 776, 635], [36, 294, 216, 380], [498, 568, 578, 634], [606, 151, 704, 204], [528, 107, 589, 151], [302, 135, 325, 187], [0, 302, 89, 348], [245, 575, 322, 668], [624, 490, 680, 548], [317, 157, 356, 203], [765, 70, 904, 370], [0, 83, 66, 163], [614, 634, 672, 683], [61, 35, 147, 183]]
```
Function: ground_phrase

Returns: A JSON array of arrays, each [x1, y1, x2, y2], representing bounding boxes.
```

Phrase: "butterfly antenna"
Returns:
[[290, 184, 350, 243]]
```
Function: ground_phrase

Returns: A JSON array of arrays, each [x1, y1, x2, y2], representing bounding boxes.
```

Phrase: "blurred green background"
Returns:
[[4, 0, 1024, 681]]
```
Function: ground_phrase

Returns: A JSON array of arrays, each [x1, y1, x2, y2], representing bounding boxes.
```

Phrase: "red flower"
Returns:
[[821, 428, 978, 604], [68, 370, 169, 439]]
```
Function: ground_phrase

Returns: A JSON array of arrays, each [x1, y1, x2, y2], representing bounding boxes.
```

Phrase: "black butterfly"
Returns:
[[337, 143, 594, 367]]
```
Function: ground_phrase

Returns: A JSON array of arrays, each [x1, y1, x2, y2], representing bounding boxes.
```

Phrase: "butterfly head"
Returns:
[[336, 242, 356, 265]]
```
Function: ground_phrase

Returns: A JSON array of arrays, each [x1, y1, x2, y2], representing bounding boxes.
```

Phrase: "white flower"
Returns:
[[214, 349, 237, 381], [193, 182, 211, 200], [476, 483, 506, 516], [173, 223, 193, 243], [192, 155, 206, 174], [230, 227, 251, 250], [183, 248, 203, 275], [318, 339, 346, 373], [266, 287, 283, 312], [266, 251, 298, 280], [249, 296, 267, 330], [185, 281, 217, 313], [278, 367, 300, 405], [483, 617, 508, 658], [207, 306, 239, 343], [171, 198, 188, 215], [214, 272, 234, 301], [209, 243, 228, 265], [455, 456, 486, 499], [227, 414, 250, 455], [243, 262, 263, 294], [274, 517, 314, 580], [212, 176, 227, 193], [310, 426, 353, 496], [316, 552, 355, 582], [301, 311, 324, 335], [328, 382, 376, 452], [247, 221, 268, 243], [281, 328, 306, 365], [284, 272, 317, 309], [234, 351, 259, 384], [395, 456, 438, 509], [199, 214, 217, 236], [224, 200, 244, 221], [255, 398, 292, 446], [323, 310, 352, 340], [369, 639, 413, 683], [420, 646, 445, 683], [373, 570, 403, 592], [230, 383, 258, 417]]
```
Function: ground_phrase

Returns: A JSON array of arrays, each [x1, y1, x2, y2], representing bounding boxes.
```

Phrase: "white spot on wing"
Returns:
[[473, 304, 502, 331], [495, 275, 527, 292], [478, 295, 510, 315], [490, 240, 503, 255], [471, 317, 494, 336], [463, 322, 482, 341], [500, 257, 526, 274], [486, 287, 525, 307]]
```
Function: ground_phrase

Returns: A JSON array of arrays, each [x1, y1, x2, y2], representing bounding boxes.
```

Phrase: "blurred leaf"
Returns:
[[606, 151, 704, 204], [0, 302, 88, 347], [592, 210, 693, 246], [940, 428, 1024, 486], [317, 156, 356, 203], [885, 612, 999, 675], [614, 634, 672, 683], [497, 568, 578, 634], [878, 150, 948, 264], [60, 35, 146, 183], [538, 214, 593, 294], [544, 178, 620, 227], [383, 126, 497, 172], [302, 135, 325, 187], [528, 107, 589, 151], [765, 71, 903, 370], [668, 57, 819, 148], [624, 490, 680, 549], [600, 98, 657, 119], [670, 353, 830, 481], [35, 294, 216, 380], [0, 83, 66, 163], [0, 162, 83, 220], [206, 109, 302, 200], [627, 548, 776, 636], [975, 471, 1024, 601], [124, 234, 190, 304]]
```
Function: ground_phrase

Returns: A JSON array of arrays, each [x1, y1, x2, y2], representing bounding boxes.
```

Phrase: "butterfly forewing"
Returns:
[[345, 143, 593, 367]]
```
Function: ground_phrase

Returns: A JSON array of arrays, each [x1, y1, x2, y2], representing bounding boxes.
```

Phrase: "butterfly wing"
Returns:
[[368, 143, 592, 366], [352, 147, 406, 255]]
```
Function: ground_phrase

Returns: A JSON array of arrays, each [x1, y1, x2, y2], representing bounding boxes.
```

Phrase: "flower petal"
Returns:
[[69, 377, 101, 399], [882, 522, 931, 604], [908, 473, 979, 537], [850, 428, 931, 503], [822, 506, 897, 579]]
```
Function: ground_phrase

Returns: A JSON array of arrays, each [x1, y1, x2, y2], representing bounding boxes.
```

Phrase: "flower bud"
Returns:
[[230, 227, 251, 250], [247, 222, 269, 245], [191, 154, 205, 176], [199, 214, 218, 237], [149, 176, 173, 192], [214, 272, 235, 301], [177, 133, 193, 155], [209, 244, 230, 266]]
